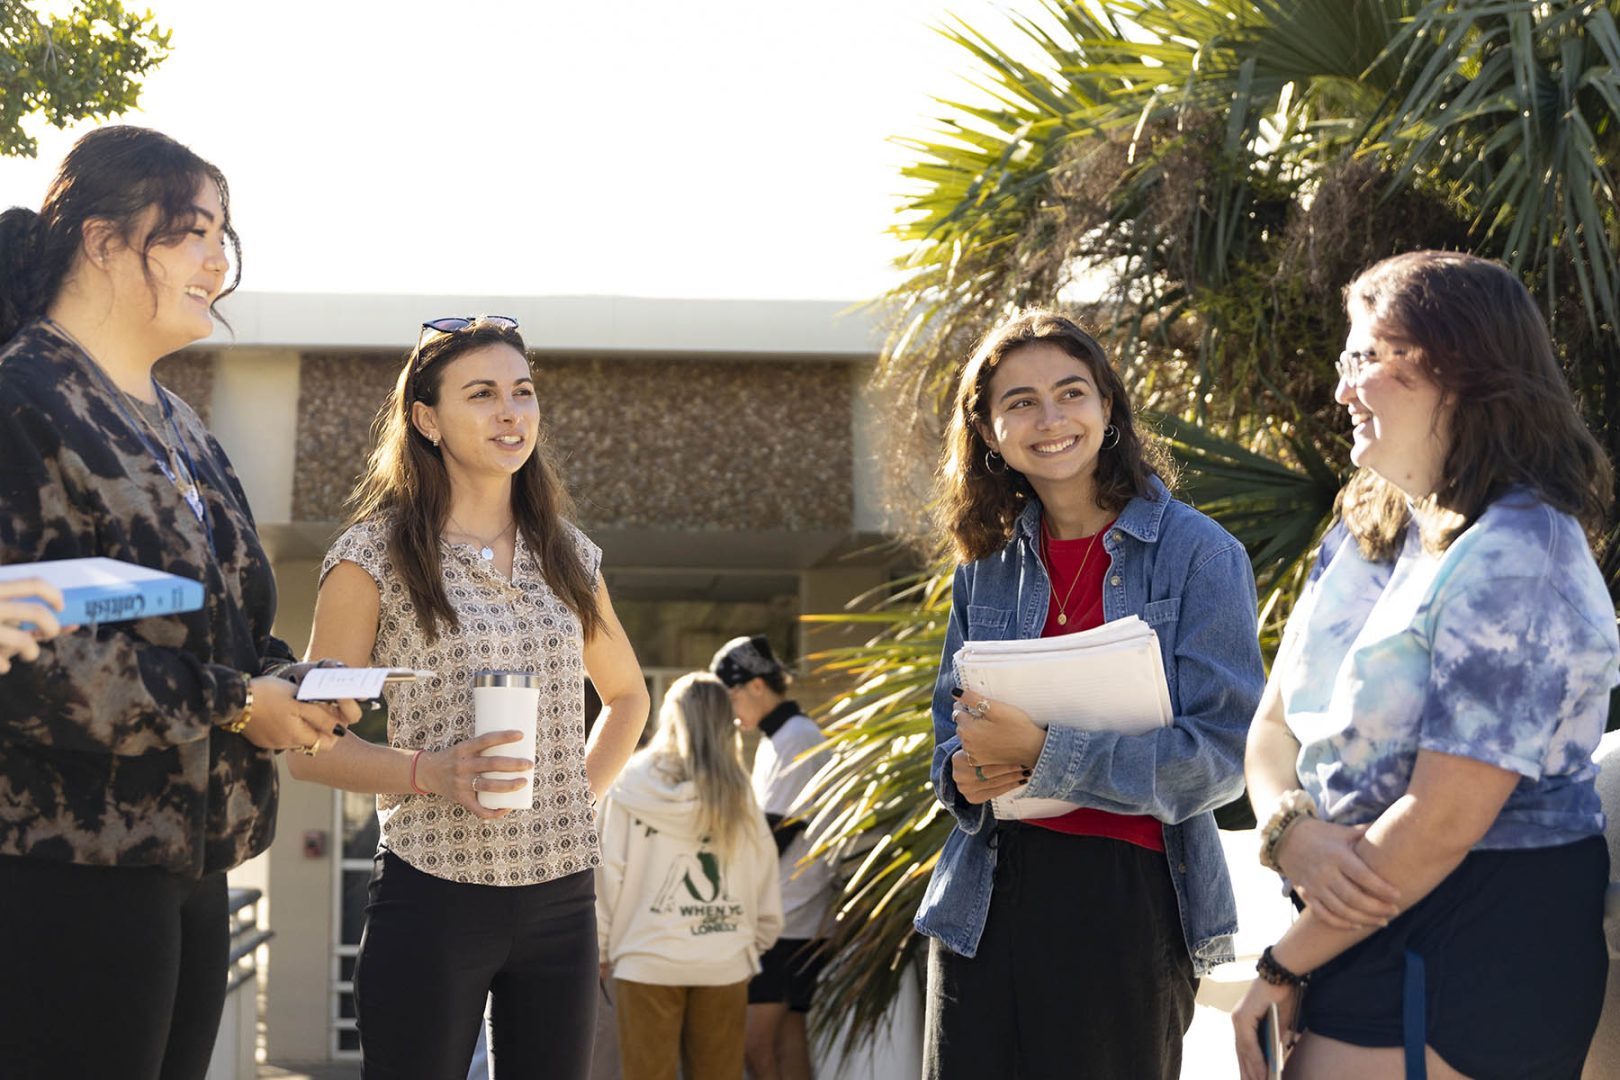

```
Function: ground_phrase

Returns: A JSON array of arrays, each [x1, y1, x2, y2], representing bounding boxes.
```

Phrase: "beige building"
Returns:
[[165, 293, 909, 1064]]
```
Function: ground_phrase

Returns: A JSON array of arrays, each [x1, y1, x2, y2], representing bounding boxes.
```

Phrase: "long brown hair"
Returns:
[[1339, 251, 1613, 561], [939, 310, 1170, 563], [646, 673, 759, 860], [0, 125, 242, 346], [346, 319, 602, 641]]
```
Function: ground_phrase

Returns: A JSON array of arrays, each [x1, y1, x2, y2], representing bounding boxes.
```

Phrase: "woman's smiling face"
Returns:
[[1336, 310, 1453, 499], [412, 342, 540, 480], [977, 341, 1112, 497]]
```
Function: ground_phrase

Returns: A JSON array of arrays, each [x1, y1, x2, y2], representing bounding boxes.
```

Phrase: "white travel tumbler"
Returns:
[[471, 670, 541, 810]]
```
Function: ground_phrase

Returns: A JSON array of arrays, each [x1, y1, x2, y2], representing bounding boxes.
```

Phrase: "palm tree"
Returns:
[[807, 0, 1620, 1049]]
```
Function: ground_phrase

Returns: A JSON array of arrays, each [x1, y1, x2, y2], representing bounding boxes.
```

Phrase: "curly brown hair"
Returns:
[[1340, 251, 1613, 561], [939, 311, 1171, 563]]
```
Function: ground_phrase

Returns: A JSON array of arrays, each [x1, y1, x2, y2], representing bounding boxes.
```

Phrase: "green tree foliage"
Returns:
[[0, 0, 171, 158], [806, 0, 1620, 1048]]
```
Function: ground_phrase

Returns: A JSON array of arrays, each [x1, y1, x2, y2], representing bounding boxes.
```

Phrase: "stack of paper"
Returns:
[[953, 615, 1172, 820]]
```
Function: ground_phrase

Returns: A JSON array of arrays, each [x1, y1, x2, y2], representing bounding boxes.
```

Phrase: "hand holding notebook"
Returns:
[[953, 615, 1172, 820]]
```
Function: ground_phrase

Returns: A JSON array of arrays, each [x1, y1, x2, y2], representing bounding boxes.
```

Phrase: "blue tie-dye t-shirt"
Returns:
[[1277, 489, 1618, 850]]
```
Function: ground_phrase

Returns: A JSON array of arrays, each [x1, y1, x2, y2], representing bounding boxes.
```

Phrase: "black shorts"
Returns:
[[1301, 835, 1609, 1080], [748, 937, 826, 1012]]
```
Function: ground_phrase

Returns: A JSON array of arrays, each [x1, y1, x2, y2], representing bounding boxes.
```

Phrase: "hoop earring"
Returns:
[[984, 449, 1006, 475], [1100, 425, 1120, 450]]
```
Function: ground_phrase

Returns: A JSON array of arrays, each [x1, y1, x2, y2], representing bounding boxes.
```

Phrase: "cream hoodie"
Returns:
[[596, 751, 783, 986]]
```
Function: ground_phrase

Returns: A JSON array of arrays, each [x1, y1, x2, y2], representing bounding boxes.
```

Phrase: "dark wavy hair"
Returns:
[[346, 319, 602, 641], [939, 310, 1171, 563], [1340, 251, 1613, 561], [0, 125, 241, 346]]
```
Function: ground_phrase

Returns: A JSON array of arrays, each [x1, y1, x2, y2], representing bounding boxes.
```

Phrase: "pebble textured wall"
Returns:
[[155, 352, 214, 427], [291, 352, 854, 531]]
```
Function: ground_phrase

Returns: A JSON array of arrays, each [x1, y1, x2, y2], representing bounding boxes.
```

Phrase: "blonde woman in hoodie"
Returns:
[[597, 672, 784, 1080]]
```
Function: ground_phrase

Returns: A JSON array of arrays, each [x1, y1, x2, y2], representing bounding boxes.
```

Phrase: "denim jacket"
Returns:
[[913, 477, 1264, 973]]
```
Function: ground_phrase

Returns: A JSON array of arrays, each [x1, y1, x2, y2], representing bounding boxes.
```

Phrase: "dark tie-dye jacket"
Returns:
[[0, 322, 292, 877]]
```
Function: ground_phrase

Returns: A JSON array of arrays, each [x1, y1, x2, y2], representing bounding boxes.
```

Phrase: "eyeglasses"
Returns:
[[406, 315, 521, 399], [1335, 346, 1408, 385]]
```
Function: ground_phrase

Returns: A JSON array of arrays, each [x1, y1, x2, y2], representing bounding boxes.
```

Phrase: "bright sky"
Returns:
[[1, 0, 1016, 301]]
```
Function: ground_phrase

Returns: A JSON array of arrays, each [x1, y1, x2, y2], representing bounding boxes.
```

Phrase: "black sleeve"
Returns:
[[764, 812, 806, 857]]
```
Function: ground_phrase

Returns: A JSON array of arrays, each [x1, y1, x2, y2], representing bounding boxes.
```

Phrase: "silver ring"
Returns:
[[974, 765, 987, 782], [966, 700, 990, 719], [471, 775, 481, 791]]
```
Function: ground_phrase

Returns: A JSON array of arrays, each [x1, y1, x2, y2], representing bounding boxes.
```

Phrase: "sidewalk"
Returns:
[[259, 1065, 359, 1080]]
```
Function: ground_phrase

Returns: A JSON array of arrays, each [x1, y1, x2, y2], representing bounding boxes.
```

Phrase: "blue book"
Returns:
[[0, 557, 205, 626]]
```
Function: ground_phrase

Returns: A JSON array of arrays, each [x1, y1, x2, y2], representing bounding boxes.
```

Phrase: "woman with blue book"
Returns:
[[914, 310, 1265, 1079], [0, 126, 357, 1080]]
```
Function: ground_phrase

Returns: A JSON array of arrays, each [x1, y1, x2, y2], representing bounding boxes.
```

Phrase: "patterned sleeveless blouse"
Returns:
[[322, 517, 602, 885]]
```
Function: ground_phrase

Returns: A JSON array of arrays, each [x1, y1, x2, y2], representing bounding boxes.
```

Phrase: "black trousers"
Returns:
[[924, 824, 1197, 1080], [354, 851, 598, 1080], [0, 854, 228, 1080]]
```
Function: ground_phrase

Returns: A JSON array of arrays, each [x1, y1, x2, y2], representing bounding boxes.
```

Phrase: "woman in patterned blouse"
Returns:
[[1233, 252, 1617, 1080], [292, 316, 650, 1079], [0, 127, 357, 1079]]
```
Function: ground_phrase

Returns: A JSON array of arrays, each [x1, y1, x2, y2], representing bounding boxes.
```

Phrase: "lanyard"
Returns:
[[45, 319, 217, 557]]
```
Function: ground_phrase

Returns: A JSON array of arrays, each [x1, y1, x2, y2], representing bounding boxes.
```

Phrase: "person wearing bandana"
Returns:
[[711, 635, 833, 1080]]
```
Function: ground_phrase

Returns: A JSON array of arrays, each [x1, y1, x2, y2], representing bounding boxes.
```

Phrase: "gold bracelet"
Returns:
[[221, 676, 253, 734]]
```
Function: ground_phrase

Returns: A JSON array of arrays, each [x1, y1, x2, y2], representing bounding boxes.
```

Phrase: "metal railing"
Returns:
[[226, 887, 273, 994]]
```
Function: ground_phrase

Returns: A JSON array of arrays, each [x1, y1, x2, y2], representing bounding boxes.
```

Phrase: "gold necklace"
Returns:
[[1041, 517, 1105, 627]]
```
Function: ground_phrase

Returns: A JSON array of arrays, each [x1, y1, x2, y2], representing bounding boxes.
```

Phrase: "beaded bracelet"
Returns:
[[1256, 945, 1309, 988], [1258, 789, 1317, 872]]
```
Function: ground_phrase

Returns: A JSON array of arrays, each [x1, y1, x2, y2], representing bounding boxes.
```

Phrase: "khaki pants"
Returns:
[[614, 977, 749, 1080]]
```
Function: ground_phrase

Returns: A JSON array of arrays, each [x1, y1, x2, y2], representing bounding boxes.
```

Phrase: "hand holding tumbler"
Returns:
[[472, 671, 540, 810]]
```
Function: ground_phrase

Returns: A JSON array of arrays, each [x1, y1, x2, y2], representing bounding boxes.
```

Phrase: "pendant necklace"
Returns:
[[447, 514, 513, 563], [1040, 516, 1104, 627]]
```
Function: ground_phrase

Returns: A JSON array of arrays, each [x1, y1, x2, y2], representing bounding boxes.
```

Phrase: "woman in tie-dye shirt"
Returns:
[[1233, 252, 1617, 1080]]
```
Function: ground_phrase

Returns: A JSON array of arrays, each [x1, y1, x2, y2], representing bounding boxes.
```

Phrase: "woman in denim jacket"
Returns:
[[914, 311, 1264, 1079]]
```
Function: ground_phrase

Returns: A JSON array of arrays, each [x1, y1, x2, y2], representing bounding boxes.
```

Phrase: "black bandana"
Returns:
[[709, 633, 783, 688]]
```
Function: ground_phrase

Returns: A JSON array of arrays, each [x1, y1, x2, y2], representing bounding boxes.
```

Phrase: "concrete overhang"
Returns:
[[202, 292, 885, 359]]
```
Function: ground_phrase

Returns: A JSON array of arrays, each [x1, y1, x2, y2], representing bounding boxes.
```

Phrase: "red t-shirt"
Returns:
[[1026, 518, 1165, 852]]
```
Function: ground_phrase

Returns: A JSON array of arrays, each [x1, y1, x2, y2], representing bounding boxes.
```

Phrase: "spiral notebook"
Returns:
[[952, 615, 1172, 820]]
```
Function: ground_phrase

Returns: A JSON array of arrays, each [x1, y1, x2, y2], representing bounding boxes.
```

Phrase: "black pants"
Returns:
[[354, 851, 598, 1080], [924, 824, 1197, 1080], [0, 854, 228, 1080]]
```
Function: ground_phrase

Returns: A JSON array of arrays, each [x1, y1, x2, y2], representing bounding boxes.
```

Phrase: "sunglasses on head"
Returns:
[[406, 315, 522, 398], [420, 315, 519, 335]]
